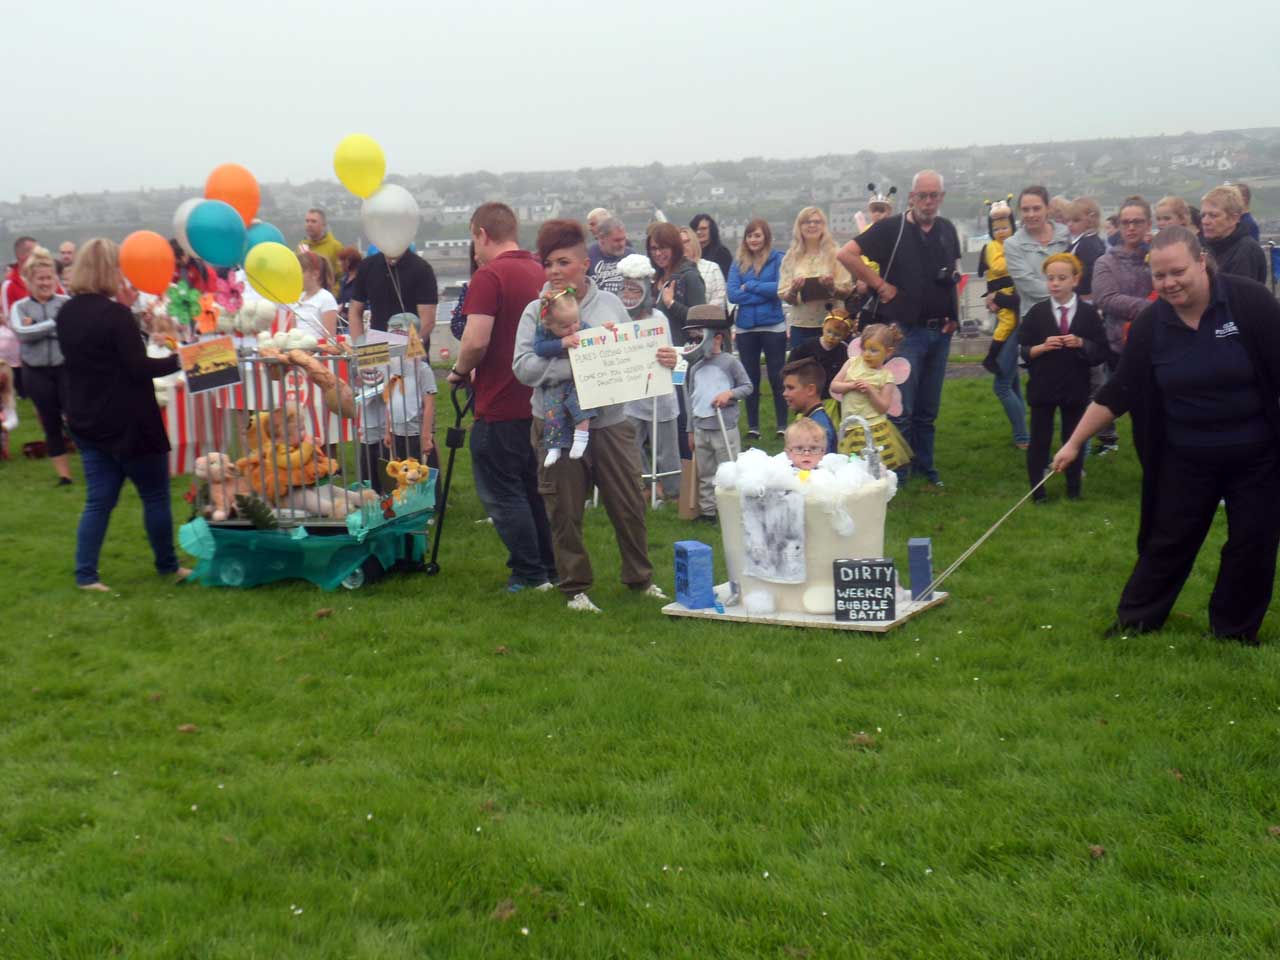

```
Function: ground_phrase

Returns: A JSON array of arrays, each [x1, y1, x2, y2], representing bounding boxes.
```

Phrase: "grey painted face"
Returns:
[[681, 328, 711, 365]]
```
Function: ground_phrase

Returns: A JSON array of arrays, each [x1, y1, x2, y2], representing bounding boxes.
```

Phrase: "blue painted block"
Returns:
[[908, 537, 934, 602], [674, 540, 716, 610]]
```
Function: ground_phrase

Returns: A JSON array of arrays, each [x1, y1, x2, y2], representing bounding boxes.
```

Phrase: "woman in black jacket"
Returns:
[[1200, 185, 1268, 284], [1053, 227, 1280, 644], [690, 213, 733, 285], [56, 238, 189, 591]]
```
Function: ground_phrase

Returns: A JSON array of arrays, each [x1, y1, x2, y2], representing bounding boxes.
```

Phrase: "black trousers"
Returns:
[[1027, 402, 1085, 498], [23, 364, 69, 457], [1118, 443, 1280, 642]]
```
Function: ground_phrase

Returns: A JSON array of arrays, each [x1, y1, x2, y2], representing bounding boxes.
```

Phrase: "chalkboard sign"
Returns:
[[833, 558, 896, 623]]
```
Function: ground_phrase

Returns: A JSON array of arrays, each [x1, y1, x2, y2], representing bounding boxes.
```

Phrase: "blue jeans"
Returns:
[[734, 329, 788, 433], [75, 441, 177, 585], [470, 417, 556, 587], [788, 325, 823, 350], [992, 329, 1029, 445], [891, 324, 952, 483]]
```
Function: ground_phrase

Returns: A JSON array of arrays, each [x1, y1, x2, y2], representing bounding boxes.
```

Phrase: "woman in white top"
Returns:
[[777, 206, 853, 349], [290, 251, 339, 339], [680, 226, 726, 310]]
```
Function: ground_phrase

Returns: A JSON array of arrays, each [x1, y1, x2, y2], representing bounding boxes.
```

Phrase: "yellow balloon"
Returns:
[[244, 242, 303, 304], [333, 133, 386, 199]]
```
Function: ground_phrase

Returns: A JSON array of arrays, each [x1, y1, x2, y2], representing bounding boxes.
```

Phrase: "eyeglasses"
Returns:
[[787, 446, 826, 456], [801, 219, 824, 227], [913, 192, 942, 201], [1119, 218, 1147, 228]]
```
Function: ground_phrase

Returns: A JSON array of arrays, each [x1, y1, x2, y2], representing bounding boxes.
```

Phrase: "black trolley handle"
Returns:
[[426, 383, 474, 574]]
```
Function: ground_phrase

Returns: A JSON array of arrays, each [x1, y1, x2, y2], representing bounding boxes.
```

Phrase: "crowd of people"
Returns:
[[2, 175, 1277, 642]]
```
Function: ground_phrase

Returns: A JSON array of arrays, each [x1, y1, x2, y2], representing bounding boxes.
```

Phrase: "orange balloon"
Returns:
[[205, 163, 260, 225], [119, 230, 176, 295]]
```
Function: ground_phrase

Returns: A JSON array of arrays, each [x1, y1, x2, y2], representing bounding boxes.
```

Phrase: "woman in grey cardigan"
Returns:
[[10, 248, 72, 483]]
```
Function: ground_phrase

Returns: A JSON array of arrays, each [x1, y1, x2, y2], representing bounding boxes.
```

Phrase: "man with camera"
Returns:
[[837, 170, 961, 486]]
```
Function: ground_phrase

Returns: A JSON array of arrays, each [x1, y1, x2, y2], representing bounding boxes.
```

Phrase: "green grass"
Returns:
[[3, 377, 1280, 959]]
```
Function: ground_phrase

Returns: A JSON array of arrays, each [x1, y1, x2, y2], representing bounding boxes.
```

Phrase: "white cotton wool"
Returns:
[[744, 590, 776, 615]]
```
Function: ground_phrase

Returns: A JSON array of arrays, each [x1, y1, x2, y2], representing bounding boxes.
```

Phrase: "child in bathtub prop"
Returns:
[[661, 419, 949, 631]]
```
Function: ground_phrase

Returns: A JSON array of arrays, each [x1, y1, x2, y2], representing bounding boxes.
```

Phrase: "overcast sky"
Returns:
[[9, 0, 1279, 201]]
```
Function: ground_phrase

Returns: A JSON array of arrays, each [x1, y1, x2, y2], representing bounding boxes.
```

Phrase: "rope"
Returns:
[[917, 471, 1053, 601]]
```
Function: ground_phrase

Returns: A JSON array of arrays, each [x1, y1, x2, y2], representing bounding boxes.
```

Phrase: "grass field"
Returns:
[[3, 375, 1279, 959]]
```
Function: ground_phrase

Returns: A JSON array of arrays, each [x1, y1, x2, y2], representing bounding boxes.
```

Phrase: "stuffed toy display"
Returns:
[[236, 409, 373, 519], [194, 452, 249, 521], [979, 197, 1020, 373], [830, 322, 913, 470], [255, 344, 356, 418], [386, 457, 429, 503]]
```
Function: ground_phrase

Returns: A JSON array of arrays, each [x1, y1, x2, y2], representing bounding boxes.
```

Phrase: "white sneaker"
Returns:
[[567, 592, 601, 613], [534, 581, 556, 592], [642, 584, 668, 600]]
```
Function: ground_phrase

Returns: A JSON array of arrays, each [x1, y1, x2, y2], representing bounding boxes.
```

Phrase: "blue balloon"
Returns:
[[186, 199, 247, 267], [244, 221, 285, 257]]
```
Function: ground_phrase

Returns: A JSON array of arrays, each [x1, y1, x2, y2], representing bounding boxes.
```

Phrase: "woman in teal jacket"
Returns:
[[727, 218, 787, 439]]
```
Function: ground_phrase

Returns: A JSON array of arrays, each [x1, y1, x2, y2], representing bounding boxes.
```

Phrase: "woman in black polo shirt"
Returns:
[[1053, 227, 1280, 644]]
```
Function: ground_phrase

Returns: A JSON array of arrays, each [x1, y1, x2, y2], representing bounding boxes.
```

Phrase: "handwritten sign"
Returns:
[[569, 317, 674, 410], [356, 340, 390, 369], [179, 336, 240, 395], [833, 558, 896, 623]]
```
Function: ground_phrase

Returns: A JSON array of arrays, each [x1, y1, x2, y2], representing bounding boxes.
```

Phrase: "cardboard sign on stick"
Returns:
[[179, 336, 241, 394], [569, 318, 674, 409]]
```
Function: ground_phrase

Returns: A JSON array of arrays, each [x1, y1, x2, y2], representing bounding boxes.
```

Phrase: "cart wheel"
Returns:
[[425, 561, 440, 576], [218, 558, 247, 587], [341, 557, 385, 591]]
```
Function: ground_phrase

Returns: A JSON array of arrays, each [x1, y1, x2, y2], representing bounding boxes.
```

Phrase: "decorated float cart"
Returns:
[[173, 321, 455, 591], [662, 332, 948, 631]]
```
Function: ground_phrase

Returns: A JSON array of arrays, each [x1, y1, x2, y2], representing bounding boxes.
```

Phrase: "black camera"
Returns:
[[935, 267, 959, 287]]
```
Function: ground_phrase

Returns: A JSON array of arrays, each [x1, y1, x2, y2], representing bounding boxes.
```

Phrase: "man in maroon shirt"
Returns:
[[447, 203, 557, 591]]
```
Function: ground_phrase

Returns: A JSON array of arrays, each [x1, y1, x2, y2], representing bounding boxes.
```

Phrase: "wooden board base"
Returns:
[[661, 585, 948, 633]]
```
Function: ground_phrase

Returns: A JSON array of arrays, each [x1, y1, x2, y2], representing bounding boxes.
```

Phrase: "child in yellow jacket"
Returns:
[[979, 198, 1020, 373]]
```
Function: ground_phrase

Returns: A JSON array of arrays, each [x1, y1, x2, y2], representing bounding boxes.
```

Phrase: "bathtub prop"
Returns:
[[661, 446, 948, 632]]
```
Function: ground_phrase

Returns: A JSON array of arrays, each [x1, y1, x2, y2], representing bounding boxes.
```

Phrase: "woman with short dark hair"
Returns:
[[512, 219, 678, 614], [56, 238, 188, 591], [1054, 227, 1280, 644]]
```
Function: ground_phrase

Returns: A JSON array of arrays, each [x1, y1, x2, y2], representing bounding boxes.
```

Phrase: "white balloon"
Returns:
[[173, 197, 202, 257], [361, 184, 419, 259]]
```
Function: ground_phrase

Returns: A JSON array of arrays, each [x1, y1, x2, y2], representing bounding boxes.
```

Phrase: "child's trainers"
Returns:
[[567, 592, 601, 613]]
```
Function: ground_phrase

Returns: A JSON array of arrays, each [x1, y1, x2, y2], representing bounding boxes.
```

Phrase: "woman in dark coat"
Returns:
[[1200, 185, 1268, 284], [648, 222, 706, 459], [56, 238, 188, 591], [1053, 227, 1280, 644], [690, 213, 734, 285]]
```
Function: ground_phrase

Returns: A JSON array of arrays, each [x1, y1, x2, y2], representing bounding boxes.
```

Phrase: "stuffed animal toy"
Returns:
[[386, 457, 428, 503], [196, 293, 221, 336], [979, 197, 1020, 373], [194, 452, 248, 521], [237, 409, 373, 519]]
